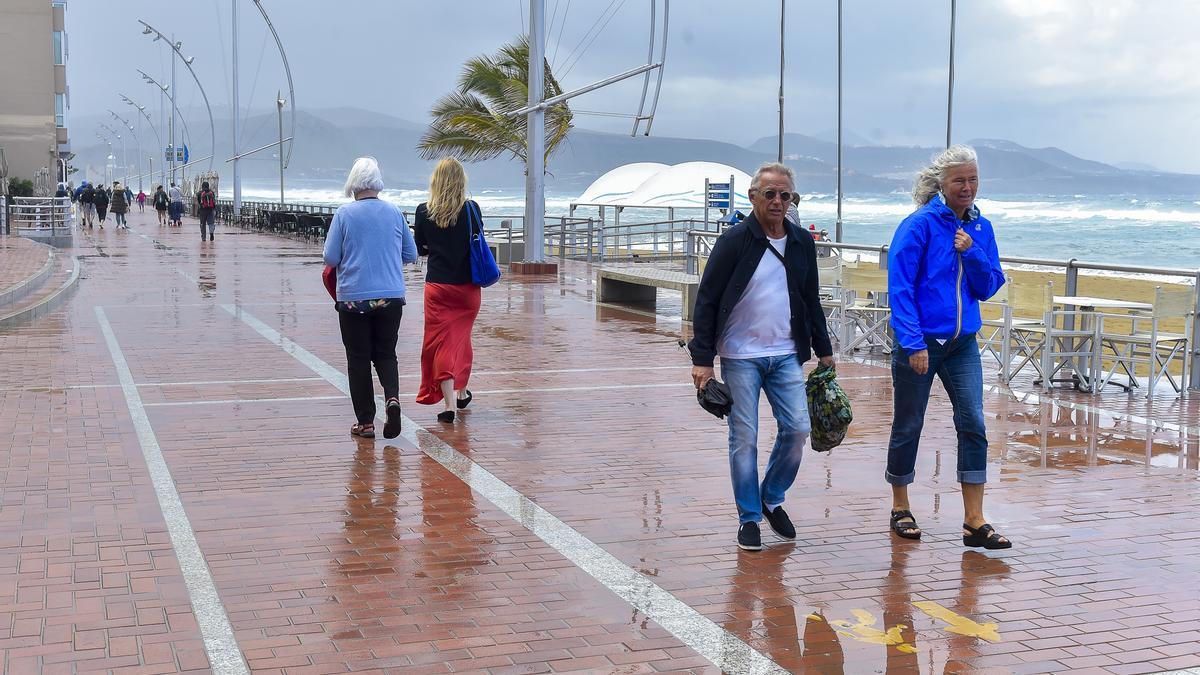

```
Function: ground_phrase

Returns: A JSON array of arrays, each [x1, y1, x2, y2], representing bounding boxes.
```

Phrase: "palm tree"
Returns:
[[417, 36, 573, 166]]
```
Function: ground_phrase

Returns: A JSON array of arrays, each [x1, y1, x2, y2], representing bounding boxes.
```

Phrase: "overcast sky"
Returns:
[[64, 0, 1200, 174]]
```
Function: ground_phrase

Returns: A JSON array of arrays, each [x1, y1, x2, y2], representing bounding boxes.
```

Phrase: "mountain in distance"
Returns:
[[69, 106, 1200, 197]]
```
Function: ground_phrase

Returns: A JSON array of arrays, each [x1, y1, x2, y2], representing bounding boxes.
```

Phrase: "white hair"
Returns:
[[912, 144, 979, 206], [343, 156, 385, 197], [750, 161, 795, 191]]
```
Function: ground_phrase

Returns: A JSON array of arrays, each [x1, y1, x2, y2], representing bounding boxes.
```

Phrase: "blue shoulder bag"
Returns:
[[467, 200, 501, 287]]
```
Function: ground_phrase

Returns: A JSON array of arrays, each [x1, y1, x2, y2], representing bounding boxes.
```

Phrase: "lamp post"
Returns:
[[120, 93, 163, 186], [95, 133, 114, 185], [139, 21, 215, 172], [108, 110, 140, 192], [946, 0, 956, 148], [99, 122, 126, 186], [276, 92, 286, 206], [138, 70, 193, 183]]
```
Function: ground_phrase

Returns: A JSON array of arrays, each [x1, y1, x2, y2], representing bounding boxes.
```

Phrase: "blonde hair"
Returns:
[[427, 157, 467, 228], [912, 144, 978, 206]]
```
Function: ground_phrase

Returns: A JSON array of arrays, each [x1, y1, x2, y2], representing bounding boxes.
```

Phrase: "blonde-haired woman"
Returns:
[[414, 157, 483, 423]]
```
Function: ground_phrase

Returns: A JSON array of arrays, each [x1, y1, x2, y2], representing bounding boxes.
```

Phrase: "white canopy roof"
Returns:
[[574, 161, 752, 210]]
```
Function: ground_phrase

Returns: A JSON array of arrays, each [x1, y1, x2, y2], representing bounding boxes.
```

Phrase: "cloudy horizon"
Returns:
[[63, 1, 1200, 174]]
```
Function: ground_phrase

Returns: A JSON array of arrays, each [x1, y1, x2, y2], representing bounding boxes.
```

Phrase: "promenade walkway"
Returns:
[[2, 208, 1200, 674]]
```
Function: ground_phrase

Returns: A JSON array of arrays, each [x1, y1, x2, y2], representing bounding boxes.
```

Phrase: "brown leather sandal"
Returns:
[[350, 423, 375, 439]]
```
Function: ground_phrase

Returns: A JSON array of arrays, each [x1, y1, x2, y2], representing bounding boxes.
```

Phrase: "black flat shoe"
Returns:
[[890, 509, 922, 540], [437, 410, 455, 423], [456, 390, 473, 410], [383, 398, 402, 439], [963, 523, 1011, 549]]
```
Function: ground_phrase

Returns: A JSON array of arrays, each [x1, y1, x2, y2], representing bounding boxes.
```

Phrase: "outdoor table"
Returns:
[[1051, 296, 1154, 391]]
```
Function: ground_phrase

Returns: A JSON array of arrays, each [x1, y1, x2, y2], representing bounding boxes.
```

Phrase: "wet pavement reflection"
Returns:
[[4, 211, 1200, 672]]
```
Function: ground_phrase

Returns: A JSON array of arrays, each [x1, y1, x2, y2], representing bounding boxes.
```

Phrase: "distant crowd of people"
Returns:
[[60, 179, 214, 240]]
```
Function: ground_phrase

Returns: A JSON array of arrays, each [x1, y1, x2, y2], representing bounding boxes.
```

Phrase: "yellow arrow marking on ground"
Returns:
[[913, 601, 1002, 643], [817, 609, 917, 653]]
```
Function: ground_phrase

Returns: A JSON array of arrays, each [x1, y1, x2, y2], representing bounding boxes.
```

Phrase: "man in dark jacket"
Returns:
[[689, 162, 835, 551]]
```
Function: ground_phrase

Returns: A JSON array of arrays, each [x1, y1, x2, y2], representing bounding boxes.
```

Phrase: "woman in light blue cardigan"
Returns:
[[323, 157, 418, 439]]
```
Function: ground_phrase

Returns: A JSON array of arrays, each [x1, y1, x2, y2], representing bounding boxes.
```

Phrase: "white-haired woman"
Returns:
[[413, 157, 482, 423], [885, 144, 1010, 549], [323, 157, 418, 439]]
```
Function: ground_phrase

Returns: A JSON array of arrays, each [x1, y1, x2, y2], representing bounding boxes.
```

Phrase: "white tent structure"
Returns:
[[572, 161, 752, 211]]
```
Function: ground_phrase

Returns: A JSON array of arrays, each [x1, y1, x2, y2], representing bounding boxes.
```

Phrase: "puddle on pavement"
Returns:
[[1001, 400, 1200, 471]]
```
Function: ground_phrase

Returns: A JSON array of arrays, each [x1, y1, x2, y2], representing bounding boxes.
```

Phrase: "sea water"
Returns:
[[241, 184, 1200, 272]]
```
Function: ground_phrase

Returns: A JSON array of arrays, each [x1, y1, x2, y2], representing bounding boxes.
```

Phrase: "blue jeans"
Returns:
[[721, 354, 811, 524], [886, 333, 988, 486]]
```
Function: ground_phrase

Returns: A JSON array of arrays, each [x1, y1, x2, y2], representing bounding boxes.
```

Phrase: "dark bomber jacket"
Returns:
[[688, 212, 833, 367]]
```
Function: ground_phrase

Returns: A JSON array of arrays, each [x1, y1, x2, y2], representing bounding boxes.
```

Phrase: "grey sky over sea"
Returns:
[[64, 1, 1200, 174]]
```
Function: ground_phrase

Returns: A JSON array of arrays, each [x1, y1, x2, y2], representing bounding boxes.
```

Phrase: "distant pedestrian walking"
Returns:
[[323, 157, 418, 440], [168, 182, 184, 226], [414, 157, 485, 424], [78, 182, 96, 228], [153, 185, 169, 225], [136, 189, 147, 212], [885, 144, 1010, 549], [688, 162, 835, 552], [93, 184, 109, 226], [110, 182, 129, 230], [196, 181, 217, 241]]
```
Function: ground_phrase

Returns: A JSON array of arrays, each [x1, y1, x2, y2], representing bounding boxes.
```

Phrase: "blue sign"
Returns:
[[708, 191, 730, 200], [182, 144, 189, 164], [708, 200, 730, 208], [709, 182, 730, 190]]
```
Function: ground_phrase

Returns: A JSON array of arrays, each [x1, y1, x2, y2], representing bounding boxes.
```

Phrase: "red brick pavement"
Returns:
[[0, 235, 52, 291], [2, 208, 1200, 673]]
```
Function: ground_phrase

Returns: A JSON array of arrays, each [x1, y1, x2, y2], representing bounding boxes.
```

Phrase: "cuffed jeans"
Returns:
[[721, 354, 811, 524], [338, 302, 404, 425], [886, 333, 988, 486]]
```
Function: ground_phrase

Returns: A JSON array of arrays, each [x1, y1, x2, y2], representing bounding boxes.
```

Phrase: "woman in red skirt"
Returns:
[[414, 157, 482, 423]]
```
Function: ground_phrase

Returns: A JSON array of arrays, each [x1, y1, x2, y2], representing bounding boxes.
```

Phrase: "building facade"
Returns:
[[0, 0, 70, 194]]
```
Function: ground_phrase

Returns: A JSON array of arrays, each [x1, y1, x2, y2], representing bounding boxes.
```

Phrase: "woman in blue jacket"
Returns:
[[885, 145, 1010, 549]]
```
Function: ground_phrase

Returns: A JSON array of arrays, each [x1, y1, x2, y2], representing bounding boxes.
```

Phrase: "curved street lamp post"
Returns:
[[138, 69, 194, 183], [108, 110, 141, 192], [120, 93, 164, 185], [139, 20, 215, 174]]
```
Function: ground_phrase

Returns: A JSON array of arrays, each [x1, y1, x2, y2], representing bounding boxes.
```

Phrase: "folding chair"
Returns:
[[1039, 293, 1101, 393], [983, 279, 1053, 382], [838, 267, 891, 354], [1098, 286, 1194, 397]]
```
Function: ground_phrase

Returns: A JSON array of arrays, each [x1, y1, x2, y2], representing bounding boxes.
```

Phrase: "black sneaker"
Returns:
[[762, 503, 796, 540], [737, 522, 763, 551]]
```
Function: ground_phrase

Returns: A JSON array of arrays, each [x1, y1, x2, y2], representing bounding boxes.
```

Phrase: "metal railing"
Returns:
[[6, 196, 73, 235], [682, 231, 1200, 391]]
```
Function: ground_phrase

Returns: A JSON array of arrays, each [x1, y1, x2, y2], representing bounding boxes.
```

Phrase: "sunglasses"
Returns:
[[755, 189, 794, 202]]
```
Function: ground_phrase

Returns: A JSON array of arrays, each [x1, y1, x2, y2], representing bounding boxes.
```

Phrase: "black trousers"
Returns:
[[338, 302, 404, 424]]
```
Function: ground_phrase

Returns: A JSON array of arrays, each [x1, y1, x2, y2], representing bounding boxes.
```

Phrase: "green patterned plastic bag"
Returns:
[[806, 363, 853, 452]]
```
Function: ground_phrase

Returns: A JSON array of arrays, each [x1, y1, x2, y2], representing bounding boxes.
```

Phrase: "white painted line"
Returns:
[[144, 395, 346, 408], [0, 376, 329, 393], [95, 307, 249, 675], [221, 303, 787, 675], [139, 376, 329, 388], [474, 375, 889, 396]]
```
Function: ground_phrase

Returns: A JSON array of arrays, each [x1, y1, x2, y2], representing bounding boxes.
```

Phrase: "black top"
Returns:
[[688, 212, 833, 367], [413, 201, 473, 284]]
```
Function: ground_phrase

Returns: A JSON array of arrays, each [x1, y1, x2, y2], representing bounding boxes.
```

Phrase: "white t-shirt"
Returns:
[[717, 235, 794, 359]]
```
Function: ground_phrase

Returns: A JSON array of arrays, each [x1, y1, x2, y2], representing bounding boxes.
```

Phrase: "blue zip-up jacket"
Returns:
[[888, 194, 1005, 353]]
